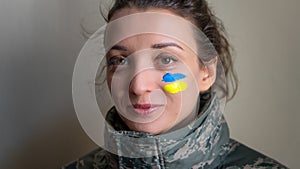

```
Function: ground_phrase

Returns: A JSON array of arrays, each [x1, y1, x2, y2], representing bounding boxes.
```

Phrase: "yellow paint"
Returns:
[[164, 81, 188, 94]]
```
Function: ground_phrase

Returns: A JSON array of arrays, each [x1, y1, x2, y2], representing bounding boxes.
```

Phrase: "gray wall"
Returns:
[[0, 0, 100, 168], [0, 0, 298, 168], [211, 0, 299, 168]]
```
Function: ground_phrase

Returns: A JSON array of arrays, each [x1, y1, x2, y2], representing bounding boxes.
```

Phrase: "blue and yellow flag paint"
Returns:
[[162, 73, 188, 94]]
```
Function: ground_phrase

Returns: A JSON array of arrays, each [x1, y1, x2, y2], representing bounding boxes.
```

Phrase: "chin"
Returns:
[[125, 120, 170, 135], [119, 113, 175, 135]]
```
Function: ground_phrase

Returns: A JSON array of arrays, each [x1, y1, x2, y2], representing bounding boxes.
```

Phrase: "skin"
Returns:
[[106, 8, 216, 134]]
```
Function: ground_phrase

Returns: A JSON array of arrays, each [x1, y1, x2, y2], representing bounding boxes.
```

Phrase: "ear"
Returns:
[[198, 57, 217, 92]]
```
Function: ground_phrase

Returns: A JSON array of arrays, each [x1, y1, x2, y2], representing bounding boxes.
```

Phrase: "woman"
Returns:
[[63, 0, 287, 168]]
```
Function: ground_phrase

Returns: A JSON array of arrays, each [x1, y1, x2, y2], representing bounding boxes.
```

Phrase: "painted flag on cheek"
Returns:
[[162, 73, 188, 94]]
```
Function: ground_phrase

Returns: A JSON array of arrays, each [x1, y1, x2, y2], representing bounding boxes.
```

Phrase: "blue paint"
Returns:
[[162, 73, 186, 82]]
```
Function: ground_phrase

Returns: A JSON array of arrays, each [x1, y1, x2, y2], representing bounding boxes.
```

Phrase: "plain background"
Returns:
[[0, 0, 298, 168]]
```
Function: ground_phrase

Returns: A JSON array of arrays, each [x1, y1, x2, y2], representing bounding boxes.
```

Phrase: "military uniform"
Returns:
[[62, 93, 288, 169]]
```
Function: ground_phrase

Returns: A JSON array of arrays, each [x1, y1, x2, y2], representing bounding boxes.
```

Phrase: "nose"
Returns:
[[129, 70, 158, 96]]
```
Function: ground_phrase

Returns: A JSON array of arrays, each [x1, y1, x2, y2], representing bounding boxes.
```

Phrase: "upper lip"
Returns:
[[132, 104, 152, 109]]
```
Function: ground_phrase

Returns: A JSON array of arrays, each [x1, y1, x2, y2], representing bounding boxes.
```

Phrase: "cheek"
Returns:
[[106, 77, 112, 91], [184, 57, 203, 89], [164, 75, 199, 121], [165, 93, 182, 110], [161, 70, 199, 108], [106, 72, 115, 91], [163, 92, 184, 122]]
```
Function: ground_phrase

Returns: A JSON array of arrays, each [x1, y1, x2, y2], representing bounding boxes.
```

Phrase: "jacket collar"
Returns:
[[104, 93, 230, 168]]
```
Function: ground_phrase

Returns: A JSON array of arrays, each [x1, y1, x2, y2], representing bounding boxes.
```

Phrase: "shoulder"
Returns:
[[220, 139, 288, 169], [61, 147, 109, 169]]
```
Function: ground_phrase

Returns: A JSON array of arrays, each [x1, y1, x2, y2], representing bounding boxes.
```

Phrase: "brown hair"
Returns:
[[104, 0, 238, 100]]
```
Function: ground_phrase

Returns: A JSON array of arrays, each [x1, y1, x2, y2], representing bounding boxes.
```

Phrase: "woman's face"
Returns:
[[106, 8, 213, 134]]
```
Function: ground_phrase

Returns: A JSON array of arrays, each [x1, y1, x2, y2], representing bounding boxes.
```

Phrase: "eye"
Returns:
[[155, 54, 178, 66], [107, 55, 128, 66], [156, 54, 178, 65]]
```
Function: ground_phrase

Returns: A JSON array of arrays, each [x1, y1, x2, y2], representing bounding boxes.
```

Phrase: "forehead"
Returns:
[[105, 9, 218, 63], [112, 34, 186, 51], [105, 11, 197, 52]]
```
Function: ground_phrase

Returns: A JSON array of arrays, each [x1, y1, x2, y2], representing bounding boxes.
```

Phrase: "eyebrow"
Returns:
[[110, 45, 128, 51], [151, 42, 183, 50], [109, 42, 184, 52]]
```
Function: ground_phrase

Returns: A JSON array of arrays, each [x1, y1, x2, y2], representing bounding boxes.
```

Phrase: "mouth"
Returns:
[[129, 103, 164, 115]]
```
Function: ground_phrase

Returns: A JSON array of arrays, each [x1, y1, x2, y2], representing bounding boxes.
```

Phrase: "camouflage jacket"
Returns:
[[62, 94, 288, 169]]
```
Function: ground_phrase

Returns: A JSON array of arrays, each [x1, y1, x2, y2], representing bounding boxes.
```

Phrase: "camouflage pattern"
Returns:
[[62, 93, 288, 169]]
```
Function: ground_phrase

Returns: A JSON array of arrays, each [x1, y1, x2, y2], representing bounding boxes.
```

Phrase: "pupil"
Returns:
[[163, 58, 170, 64], [120, 58, 126, 64]]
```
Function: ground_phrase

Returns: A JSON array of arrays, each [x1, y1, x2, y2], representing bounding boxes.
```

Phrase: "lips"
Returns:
[[130, 103, 163, 115], [133, 104, 151, 109]]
